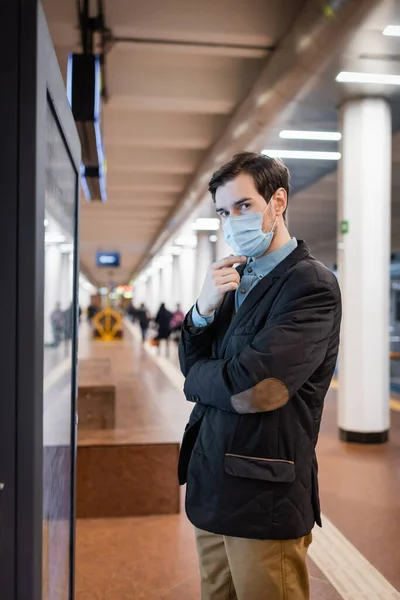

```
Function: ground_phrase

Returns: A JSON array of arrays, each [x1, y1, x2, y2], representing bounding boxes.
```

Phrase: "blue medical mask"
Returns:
[[222, 207, 277, 258]]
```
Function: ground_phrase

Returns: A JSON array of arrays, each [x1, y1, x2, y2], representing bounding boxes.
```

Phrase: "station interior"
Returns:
[[1, 1, 400, 599]]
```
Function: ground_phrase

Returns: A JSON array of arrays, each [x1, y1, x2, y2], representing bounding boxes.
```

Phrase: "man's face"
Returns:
[[215, 173, 275, 233]]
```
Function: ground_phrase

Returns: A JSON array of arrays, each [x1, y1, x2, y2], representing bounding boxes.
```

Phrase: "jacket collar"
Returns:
[[219, 240, 310, 355]]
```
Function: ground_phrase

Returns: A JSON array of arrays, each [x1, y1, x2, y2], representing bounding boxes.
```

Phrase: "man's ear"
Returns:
[[273, 188, 287, 216]]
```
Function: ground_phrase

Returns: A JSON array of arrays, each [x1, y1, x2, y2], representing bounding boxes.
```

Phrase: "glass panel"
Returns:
[[42, 101, 77, 600]]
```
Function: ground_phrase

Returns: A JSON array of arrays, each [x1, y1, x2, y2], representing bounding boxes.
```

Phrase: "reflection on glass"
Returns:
[[42, 102, 77, 600]]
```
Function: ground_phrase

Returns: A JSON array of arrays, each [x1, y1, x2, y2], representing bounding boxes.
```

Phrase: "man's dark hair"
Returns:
[[208, 152, 290, 218]]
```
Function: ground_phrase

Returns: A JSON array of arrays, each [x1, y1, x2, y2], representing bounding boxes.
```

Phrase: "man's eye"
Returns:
[[220, 211, 229, 218], [239, 203, 250, 212]]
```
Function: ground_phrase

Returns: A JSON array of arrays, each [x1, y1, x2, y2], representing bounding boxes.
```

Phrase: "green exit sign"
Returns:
[[339, 220, 349, 235]]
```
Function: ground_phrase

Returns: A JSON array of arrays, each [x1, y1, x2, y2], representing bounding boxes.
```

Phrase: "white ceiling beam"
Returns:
[[107, 96, 234, 115], [106, 171, 188, 189], [108, 0, 298, 48], [113, 40, 268, 59], [107, 184, 184, 193], [106, 54, 261, 112], [106, 147, 203, 175], [103, 111, 226, 150]]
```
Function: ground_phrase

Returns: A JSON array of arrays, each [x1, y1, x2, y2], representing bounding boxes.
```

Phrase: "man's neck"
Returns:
[[259, 224, 291, 258]]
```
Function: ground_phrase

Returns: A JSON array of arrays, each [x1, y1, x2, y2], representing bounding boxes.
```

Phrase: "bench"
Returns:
[[76, 348, 182, 519], [77, 358, 116, 429]]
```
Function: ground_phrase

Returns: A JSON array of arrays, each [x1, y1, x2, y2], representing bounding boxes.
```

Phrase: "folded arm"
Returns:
[[183, 280, 339, 413], [178, 306, 217, 377]]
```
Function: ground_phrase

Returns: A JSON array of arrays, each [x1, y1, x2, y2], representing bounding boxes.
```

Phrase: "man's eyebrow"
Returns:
[[216, 198, 252, 213]]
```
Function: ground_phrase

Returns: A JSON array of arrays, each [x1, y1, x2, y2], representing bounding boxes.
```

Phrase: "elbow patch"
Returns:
[[231, 378, 289, 414]]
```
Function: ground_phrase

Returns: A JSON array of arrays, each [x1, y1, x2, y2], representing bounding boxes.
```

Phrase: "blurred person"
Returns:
[[127, 302, 137, 322], [153, 303, 172, 352], [136, 302, 151, 342], [178, 152, 342, 600], [87, 302, 97, 323], [170, 303, 185, 342], [63, 302, 74, 341], [50, 302, 64, 347]]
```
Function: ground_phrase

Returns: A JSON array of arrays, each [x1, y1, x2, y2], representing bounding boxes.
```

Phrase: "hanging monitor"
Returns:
[[96, 252, 121, 268], [67, 53, 107, 202]]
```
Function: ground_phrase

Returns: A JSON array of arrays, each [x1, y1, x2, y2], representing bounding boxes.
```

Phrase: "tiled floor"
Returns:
[[75, 493, 343, 600], [74, 324, 400, 599], [317, 395, 400, 591]]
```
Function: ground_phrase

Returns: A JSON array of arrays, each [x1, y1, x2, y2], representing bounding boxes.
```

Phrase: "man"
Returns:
[[178, 152, 341, 599], [170, 303, 185, 343], [50, 302, 64, 347], [135, 302, 151, 343]]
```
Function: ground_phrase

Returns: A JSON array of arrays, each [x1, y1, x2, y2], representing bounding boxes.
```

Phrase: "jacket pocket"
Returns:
[[178, 413, 205, 485], [224, 453, 295, 483]]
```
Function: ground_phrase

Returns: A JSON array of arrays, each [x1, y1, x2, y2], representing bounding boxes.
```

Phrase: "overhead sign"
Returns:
[[96, 251, 120, 268]]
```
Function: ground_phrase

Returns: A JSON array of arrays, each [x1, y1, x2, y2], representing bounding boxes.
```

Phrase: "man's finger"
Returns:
[[215, 273, 240, 285], [216, 267, 241, 277], [214, 255, 247, 269], [217, 282, 239, 293]]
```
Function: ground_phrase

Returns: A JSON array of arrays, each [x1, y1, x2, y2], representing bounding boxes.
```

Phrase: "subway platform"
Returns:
[[71, 321, 400, 600]]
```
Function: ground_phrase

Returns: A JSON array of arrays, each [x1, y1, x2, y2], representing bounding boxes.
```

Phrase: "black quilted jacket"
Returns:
[[178, 241, 341, 540]]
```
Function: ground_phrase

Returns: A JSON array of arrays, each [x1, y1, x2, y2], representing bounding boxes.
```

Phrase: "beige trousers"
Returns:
[[195, 527, 312, 600]]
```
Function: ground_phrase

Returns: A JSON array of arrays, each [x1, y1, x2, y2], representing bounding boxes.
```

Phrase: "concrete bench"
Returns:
[[77, 358, 116, 429], [76, 352, 181, 519]]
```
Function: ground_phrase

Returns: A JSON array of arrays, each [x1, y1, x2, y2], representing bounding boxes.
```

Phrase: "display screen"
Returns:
[[42, 101, 77, 600], [96, 251, 120, 268]]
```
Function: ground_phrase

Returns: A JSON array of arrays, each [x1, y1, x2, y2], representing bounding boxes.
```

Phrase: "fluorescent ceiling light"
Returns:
[[45, 232, 67, 244], [336, 71, 400, 85], [262, 149, 341, 160], [155, 255, 173, 266], [175, 235, 198, 248], [167, 245, 182, 256], [191, 218, 220, 231], [209, 235, 218, 243], [382, 25, 400, 36], [279, 130, 341, 141], [44, 219, 48, 227], [60, 243, 74, 254]]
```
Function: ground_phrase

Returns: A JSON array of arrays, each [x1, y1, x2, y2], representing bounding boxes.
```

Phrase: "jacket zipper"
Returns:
[[225, 453, 294, 465]]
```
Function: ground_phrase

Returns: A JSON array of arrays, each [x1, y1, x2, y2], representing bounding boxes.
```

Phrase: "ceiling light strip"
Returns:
[[279, 130, 341, 141], [336, 71, 400, 85], [382, 25, 400, 37], [262, 149, 341, 160]]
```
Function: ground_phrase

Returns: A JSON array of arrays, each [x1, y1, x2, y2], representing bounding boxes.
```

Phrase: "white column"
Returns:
[[171, 253, 182, 309], [179, 246, 196, 313], [43, 244, 63, 345], [78, 283, 92, 312], [194, 231, 214, 300], [133, 279, 146, 306], [216, 230, 232, 261], [149, 269, 161, 317], [59, 252, 73, 308], [160, 259, 173, 311], [338, 98, 391, 443]]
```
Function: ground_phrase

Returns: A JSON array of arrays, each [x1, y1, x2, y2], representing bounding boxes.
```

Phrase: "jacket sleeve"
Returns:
[[179, 307, 217, 377], [183, 280, 339, 413]]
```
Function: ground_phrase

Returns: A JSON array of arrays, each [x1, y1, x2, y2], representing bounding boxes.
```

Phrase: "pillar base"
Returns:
[[339, 428, 389, 444]]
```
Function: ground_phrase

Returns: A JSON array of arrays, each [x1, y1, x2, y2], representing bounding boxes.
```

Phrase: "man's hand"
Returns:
[[197, 255, 247, 316]]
